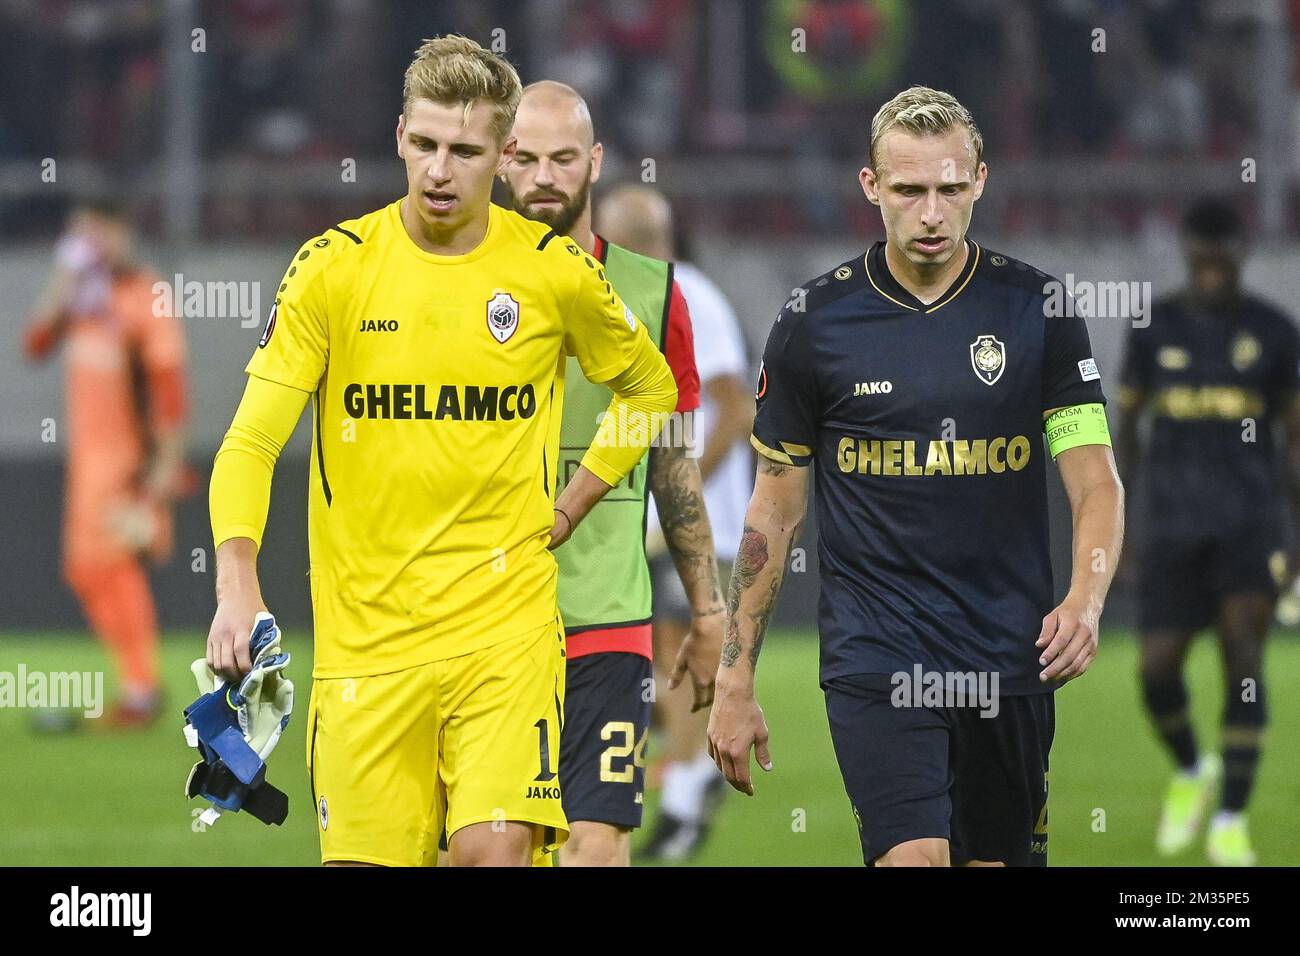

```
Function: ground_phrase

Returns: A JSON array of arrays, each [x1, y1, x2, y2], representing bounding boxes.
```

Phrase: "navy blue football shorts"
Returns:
[[823, 674, 1053, 866], [560, 651, 653, 829], [1138, 525, 1287, 633]]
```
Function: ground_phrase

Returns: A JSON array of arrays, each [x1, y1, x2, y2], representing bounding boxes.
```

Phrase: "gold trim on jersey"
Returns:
[[863, 241, 981, 314], [750, 434, 811, 465], [1148, 385, 1265, 421], [864, 265, 919, 312], [926, 242, 981, 313]]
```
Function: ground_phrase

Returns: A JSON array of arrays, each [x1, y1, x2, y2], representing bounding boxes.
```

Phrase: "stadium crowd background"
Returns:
[[3, 0, 1298, 239]]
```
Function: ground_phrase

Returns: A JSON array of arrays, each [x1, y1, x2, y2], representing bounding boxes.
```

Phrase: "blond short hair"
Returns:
[[869, 86, 983, 173], [403, 35, 522, 143]]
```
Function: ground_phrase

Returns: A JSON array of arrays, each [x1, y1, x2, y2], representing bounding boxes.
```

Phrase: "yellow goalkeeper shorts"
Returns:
[[305, 616, 568, 866]]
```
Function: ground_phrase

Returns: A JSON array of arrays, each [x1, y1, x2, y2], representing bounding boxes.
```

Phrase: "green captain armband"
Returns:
[[1044, 403, 1111, 458]]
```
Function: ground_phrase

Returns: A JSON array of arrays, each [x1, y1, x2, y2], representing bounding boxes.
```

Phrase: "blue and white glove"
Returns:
[[183, 612, 294, 826]]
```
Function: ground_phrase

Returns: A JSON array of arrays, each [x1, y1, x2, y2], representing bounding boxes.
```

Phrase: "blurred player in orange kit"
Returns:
[[23, 198, 191, 728]]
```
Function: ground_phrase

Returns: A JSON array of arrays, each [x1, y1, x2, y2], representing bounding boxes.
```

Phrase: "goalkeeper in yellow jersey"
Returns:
[[205, 35, 677, 867]]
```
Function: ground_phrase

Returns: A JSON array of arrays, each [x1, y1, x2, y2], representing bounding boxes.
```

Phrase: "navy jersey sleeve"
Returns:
[[1267, 314, 1300, 409], [1118, 323, 1155, 413], [1120, 326, 1154, 392], [751, 307, 818, 467], [1042, 311, 1107, 411]]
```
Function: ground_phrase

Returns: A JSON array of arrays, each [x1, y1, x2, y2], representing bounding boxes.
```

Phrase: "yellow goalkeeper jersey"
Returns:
[[246, 199, 649, 677]]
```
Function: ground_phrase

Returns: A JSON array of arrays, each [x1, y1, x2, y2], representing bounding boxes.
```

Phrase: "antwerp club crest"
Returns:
[[970, 334, 1006, 386], [486, 292, 520, 343]]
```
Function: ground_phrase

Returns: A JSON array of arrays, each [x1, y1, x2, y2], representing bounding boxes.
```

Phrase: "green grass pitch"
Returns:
[[1, 629, 1296, 866]]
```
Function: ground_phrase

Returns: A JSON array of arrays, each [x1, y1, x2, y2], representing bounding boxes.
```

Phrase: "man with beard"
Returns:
[[208, 39, 678, 867], [599, 186, 755, 863], [501, 80, 725, 866]]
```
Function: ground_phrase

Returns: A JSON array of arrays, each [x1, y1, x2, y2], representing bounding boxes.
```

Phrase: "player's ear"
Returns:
[[972, 161, 988, 202], [859, 166, 881, 206], [589, 141, 604, 184], [496, 134, 518, 173], [395, 114, 405, 158]]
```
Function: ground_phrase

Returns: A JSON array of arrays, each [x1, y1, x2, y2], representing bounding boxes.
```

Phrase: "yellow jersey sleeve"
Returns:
[[245, 236, 332, 391], [580, 338, 678, 486], [210, 374, 311, 550], [562, 249, 646, 384]]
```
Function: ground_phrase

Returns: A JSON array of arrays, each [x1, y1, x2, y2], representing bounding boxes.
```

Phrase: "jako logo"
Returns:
[[853, 381, 893, 396], [50, 886, 151, 936]]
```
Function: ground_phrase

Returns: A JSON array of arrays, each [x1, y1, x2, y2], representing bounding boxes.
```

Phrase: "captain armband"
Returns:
[[1044, 403, 1111, 458]]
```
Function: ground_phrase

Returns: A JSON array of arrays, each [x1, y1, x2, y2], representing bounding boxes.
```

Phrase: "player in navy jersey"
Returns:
[[706, 86, 1125, 866], [1115, 200, 1300, 866]]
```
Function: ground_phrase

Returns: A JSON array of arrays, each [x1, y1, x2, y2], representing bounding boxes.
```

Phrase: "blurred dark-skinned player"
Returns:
[[1116, 199, 1300, 866]]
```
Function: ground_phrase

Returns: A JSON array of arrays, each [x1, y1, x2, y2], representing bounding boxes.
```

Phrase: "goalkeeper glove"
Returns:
[[183, 612, 294, 826]]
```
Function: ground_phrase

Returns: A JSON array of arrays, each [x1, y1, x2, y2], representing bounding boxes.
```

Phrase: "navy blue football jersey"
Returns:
[[752, 240, 1106, 695], [1120, 294, 1300, 538]]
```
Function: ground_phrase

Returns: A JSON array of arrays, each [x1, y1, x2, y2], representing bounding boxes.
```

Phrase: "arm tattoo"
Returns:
[[722, 455, 808, 671], [720, 617, 742, 667], [650, 445, 723, 615], [758, 457, 792, 478], [722, 524, 777, 669]]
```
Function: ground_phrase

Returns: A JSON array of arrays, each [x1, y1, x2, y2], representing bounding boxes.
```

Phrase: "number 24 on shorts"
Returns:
[[600, 721, 648, 783]]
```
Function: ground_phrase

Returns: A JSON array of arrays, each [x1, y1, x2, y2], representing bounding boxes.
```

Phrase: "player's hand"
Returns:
[[668, 607, 724, 711], [207, 591, 267, 683], [1036, 594, 1100, 684], [106, 497, 158, 552], [546, 507, 574, 550], [707, 676, 772, 796]]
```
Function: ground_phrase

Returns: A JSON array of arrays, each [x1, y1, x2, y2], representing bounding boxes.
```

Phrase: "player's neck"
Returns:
[[568, 207, 596, 256], [882, 237, 969, 306], [1185, 287, 1242, 317], [400, 196, 491, 256]]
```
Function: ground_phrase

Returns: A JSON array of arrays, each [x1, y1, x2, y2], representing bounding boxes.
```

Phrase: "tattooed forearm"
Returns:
[[720, 615, 742, 667], [721, 524, 779, 669], [732, 526, 770, 591], [650, 444, 723, 614], [747, 568, 784, 667], [720, 457, 809, 675], [737, 522, 801, 668]]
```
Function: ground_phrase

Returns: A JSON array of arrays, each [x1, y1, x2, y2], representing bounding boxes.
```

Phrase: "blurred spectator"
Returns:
[[0, 0, 1293, 239]]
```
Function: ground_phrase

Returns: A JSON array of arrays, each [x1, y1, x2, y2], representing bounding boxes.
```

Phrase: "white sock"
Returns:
[[690, 751, 720, 780], [660, 762, 700, 822], [1211, 810, 1243, 828], [659, 753, 719, 823]]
